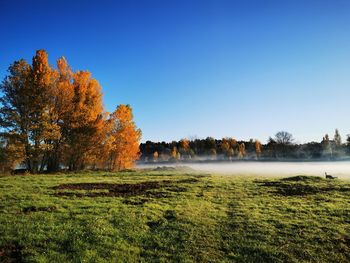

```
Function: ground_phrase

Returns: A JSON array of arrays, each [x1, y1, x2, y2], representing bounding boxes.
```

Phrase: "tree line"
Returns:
[[140, 130, 350, 162], [0, 50, 141, 173]]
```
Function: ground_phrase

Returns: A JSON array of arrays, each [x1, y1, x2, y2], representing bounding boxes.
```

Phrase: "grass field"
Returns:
[[1, 168, 350, 262]]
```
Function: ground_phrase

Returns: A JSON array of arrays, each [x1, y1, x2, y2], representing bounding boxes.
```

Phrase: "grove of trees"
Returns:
[[0, 50, 141, 173]]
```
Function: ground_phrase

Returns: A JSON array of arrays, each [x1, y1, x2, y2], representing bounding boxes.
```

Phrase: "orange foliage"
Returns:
[[238, 143, 246, 158], [180, 139, 190, 151], [255, 140, 262, 158], [171, 146, 177, 159], [0, 50, 142, 172], [106, 104, 141, 171], [153, 151, 159, 162]]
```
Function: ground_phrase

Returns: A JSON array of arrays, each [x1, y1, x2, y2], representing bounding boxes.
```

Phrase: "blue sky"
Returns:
[[1, 0, 350, 143]]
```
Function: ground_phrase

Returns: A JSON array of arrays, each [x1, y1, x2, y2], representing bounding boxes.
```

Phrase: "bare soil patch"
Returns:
[[257, 178, 350, 196], [22, 206, 57, 213], [53, 178, 198, 198]]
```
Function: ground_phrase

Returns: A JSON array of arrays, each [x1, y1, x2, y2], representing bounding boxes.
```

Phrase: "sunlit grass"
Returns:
[[0, 170, 350, 262]]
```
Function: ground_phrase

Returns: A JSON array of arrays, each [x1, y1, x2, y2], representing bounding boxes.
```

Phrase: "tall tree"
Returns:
[[64, 71, 105, 170], [334, 129, 341, 147], [238, 143, 246, 158], [179, 138, 190, 158], [0, 59, 30, 170], [171, 146, 178, 160], [30, 50, 61, 172], [0, 50, 62, 172], [45, 57, 74, 171], [322, 134, 332, 158], [220, 138, 230, 157], [255, 140, 262, 159], [107, 104, 141, 171]]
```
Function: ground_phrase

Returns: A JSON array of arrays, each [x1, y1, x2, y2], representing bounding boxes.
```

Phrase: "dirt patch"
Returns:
[[257, 180, 350, 196], [177, 178, 198, 184], [281, 175, 324, 182], [0, 244, 23, 262], [122, 199, 148, 205], [22, 206, 57, 213], [54, 178, 198, 198], [165, 186, 187, 192]]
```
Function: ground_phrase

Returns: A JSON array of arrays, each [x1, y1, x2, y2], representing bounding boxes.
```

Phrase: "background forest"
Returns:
[[140, 130, 348, 162]]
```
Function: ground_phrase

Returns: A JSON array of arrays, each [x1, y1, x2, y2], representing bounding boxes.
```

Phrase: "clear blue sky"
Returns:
[[1, 0, 350, 143]]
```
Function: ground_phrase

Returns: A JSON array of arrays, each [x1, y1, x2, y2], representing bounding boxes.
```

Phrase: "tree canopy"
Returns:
[[0, 50, 141, 173]]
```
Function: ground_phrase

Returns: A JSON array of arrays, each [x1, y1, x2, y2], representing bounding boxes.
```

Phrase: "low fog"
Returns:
[[138, 161, 350, 179]]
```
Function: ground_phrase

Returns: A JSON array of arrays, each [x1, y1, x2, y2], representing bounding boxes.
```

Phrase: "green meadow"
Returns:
[[1, 169, 350, 262]]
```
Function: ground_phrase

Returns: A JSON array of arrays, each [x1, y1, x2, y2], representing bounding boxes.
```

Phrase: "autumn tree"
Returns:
[[179, 138, 190, 158], [238, 143, 246, 158], [63, 71, 106, 170], [0, 59, 30, 170], [1, 50, 142, 173], [255, 140, 262, 159], [0, 50, 69, 172], [153, 151, 159, 162], [220, 138, 234, 159], [0, 136, 22, 173], [31, 50, 62, 172], [221, 140, 229, 154], [106, 104, 141, 171], [45, 56, 74, 171], [228, 138, 238, 157], [171, 146, 178, 160]]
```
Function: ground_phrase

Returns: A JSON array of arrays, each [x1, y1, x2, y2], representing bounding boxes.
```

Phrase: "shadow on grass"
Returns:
[[141, 210, 193, 262], [0, 243, 24, 262]]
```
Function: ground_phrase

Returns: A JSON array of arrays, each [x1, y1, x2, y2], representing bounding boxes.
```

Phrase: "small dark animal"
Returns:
[[325, 172, 337, 179]]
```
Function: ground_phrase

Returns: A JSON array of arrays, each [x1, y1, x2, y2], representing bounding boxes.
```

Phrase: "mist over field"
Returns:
[[138, 161, 350, 178]]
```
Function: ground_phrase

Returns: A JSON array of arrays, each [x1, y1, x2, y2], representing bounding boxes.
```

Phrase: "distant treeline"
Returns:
[[140, 130, 350, 162]]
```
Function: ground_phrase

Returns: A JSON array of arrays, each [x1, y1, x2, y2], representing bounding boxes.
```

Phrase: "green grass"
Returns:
[[1, 170, 350, 262]]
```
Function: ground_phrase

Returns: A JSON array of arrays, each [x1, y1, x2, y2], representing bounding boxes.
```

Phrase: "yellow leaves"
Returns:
[[107, 105, 141, 171], [32, 50, 54, 87], [238, 143, 246, 158], [1, 50, 142, 172], [255, 140, 262, 156], [115, 104, 133, 123], [171, 146, 177, 159], [180, 139, 190, 152], [70, 71, 103, 126], [153, 151, 159, 161]]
